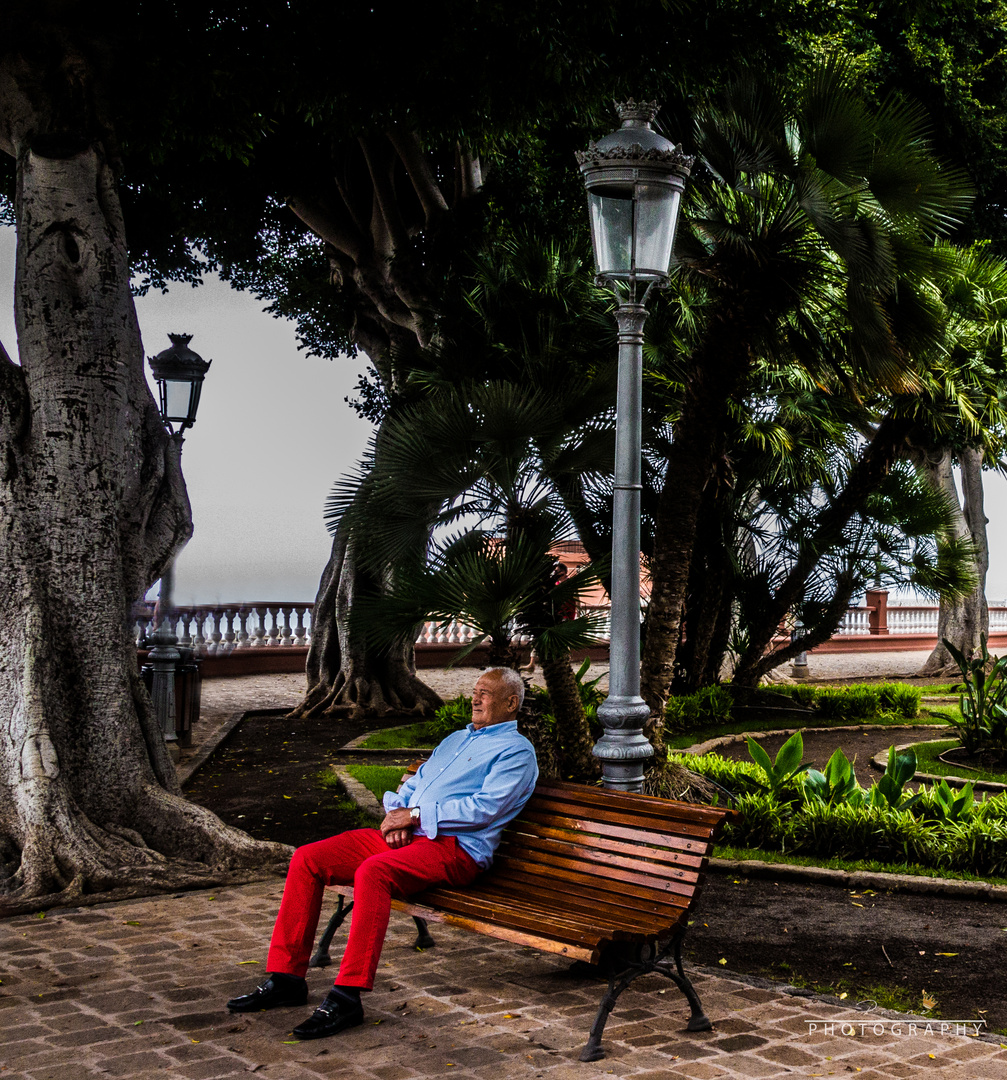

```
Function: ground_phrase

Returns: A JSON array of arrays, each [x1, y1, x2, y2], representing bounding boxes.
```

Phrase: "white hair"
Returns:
[[484, 667, 525, 710]]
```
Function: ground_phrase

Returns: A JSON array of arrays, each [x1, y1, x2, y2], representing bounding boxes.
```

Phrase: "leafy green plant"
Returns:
[[943, 634, 1007, 754], [871, 745, 922, 812], [427, 695, 473, 741], [924, 779, 976, 824], [803, 748, 862, 806], [877, 683, 922, 719], [746, 731, 809, 794]]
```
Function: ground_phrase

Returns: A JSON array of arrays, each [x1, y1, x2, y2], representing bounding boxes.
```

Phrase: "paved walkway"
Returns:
[[4, 658, 992, 1080], [4, 878, 1006, 1080]]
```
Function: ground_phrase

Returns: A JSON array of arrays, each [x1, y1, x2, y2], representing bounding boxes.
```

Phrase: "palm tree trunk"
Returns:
[[540, 654, 598, 780], [914, 445, 989, 674]]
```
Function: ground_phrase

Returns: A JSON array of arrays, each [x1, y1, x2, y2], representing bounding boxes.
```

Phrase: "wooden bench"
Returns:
[[310, 778, 736, 1061]]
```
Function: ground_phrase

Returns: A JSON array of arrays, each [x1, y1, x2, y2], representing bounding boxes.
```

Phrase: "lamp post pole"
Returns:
[[148, 433, 185, 757], [146, 333, 211, 757], [578, 101, 693, 792], [593, 301, 652, 790]]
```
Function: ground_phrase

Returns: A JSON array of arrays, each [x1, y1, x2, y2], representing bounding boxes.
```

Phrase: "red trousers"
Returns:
[[265, 828, 479, 989]]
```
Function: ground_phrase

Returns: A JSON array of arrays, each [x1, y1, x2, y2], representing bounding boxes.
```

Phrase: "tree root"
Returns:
[[291, 669, 442, 720], [1, 783, 291, 913]]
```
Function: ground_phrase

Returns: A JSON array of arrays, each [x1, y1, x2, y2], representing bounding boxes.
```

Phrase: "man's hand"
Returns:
[[380, 808, 415, 848]]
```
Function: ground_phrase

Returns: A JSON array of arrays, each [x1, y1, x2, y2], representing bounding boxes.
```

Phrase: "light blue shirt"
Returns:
[[382, 720, 538, 869]]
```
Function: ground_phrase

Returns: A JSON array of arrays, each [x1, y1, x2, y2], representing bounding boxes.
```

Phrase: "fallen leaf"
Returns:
[[919, 950, 926, 955], [928, 1054, 936, 1060], [237, 960, 260, 965], [851, 902, 864, 908], [124, 921, 141, 926], [838, 992, 848, 1000], [133, 1020, 143, 1026], [935, 952, 958, 957], [718, 958, 727, 966]]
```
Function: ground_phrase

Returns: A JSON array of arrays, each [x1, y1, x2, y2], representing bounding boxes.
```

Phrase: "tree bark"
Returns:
[[640, 321, 750, 724], [539, 654, 598, 780], [287, 133, 482, 718], [291, 527, 443, 719], [0, 142, 288, 912], [914, 445, 989, 674]]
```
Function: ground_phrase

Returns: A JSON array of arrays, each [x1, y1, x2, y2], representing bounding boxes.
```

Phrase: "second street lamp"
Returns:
[[146, 333, 212, 758], [577, 101, 693, 792]]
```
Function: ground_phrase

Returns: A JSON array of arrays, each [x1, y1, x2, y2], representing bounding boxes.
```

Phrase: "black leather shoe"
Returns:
[[227, 975, 308, 1012], [292, 996, 364, 1040]]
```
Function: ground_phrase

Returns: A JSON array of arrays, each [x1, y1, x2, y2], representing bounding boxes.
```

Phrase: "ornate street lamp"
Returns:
[[577, 101, 693, 792], [148, 332, 212, 433], [147, 333, 211, 757]]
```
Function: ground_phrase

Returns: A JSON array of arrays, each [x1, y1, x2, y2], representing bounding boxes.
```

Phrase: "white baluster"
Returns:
[[267, 606, 281, 647], [280, 606, 293, 646], [252, 607, 267, 647]]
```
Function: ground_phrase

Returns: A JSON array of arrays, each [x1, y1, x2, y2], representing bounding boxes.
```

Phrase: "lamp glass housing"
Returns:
[[586, 177, 684, 282], [158, 376, 203, 428]]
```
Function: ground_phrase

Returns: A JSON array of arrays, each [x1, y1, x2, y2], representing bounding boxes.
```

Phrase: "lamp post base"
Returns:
[[594, 696, 653, 793]]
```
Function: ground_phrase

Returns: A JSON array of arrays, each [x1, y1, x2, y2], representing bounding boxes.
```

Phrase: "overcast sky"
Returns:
[[0, 226, 373, 606], [2, 224, 1007, 605]]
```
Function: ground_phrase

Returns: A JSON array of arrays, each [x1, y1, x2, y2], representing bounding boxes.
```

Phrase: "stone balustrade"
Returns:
[[134, 599, 1007, 656]]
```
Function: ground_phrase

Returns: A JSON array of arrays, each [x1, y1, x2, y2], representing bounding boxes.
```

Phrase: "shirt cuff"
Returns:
[[414, 800, 438, 840], [383, 791, 405, 813]]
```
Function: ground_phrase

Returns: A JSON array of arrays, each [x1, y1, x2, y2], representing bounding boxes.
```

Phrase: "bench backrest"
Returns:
[[483, 779, 734, 936]]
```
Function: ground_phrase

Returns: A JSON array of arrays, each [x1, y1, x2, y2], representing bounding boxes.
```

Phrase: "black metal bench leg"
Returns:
[[579, 962, 638, 1062], [412, 916, 435, 949], [309, 895, 354, 968], [657, 935, 712, 1032]]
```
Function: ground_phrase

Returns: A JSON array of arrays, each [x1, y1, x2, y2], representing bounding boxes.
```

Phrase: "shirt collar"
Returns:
[[465, 720, 519, 736]]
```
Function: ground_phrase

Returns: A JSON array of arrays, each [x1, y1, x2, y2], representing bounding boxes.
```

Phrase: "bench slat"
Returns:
[[460, 883, 673, 936], [492, 852, 699, 908], [532, 781, 736, 829], [477, 871, 690, 926], [494, 837, 702, 891], [513, 811, 712, 862], [523, 796, 721, 842], [497, 825, 707, 877], [494, 842, 703, 898], [391, 899, 601, 963], [410, 889, 613, 944]]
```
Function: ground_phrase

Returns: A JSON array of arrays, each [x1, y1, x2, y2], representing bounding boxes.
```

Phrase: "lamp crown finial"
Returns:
[[168, 332, 193, 346], [615, 100, 660, 127]]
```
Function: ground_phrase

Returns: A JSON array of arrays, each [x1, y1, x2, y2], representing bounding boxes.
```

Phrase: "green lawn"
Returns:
[[357, 722, 440, 750], [345, 764, 409, 802], [909, 739, 1007, 785]]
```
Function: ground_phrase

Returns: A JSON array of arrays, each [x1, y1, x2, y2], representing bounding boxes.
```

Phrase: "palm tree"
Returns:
[[640, 56, 973, 711]]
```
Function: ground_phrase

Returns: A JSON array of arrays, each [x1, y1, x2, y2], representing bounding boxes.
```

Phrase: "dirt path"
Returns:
[[687, 873, 1007, 1032], [711, 724, 953, 788]]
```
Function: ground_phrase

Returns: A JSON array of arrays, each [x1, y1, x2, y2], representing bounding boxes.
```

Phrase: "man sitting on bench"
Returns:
[[226, 667, 539, 1040]]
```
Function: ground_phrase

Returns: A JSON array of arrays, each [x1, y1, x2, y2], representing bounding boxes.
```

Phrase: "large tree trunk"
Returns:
[[914, 445, 989, 674], [640, 322, 750, 727], [291, 528, 443, 719], [0, 143, 288, 913], [286, 137, 482, 718]]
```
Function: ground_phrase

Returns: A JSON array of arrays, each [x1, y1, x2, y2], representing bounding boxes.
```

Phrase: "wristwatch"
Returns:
[[409, 806, 421, 823]]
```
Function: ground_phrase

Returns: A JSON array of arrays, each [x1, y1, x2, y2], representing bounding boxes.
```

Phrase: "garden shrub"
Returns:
[[664, 684, 733, 731], [720, 792, 790, 849], [427, 695, 473, 741], [877, 682, 922, 719], [774, 681, 921, 721], [677, 748, 1007, 878]]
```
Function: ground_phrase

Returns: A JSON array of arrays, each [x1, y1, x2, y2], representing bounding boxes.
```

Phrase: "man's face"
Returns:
[[471, 673, 519, 730]]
